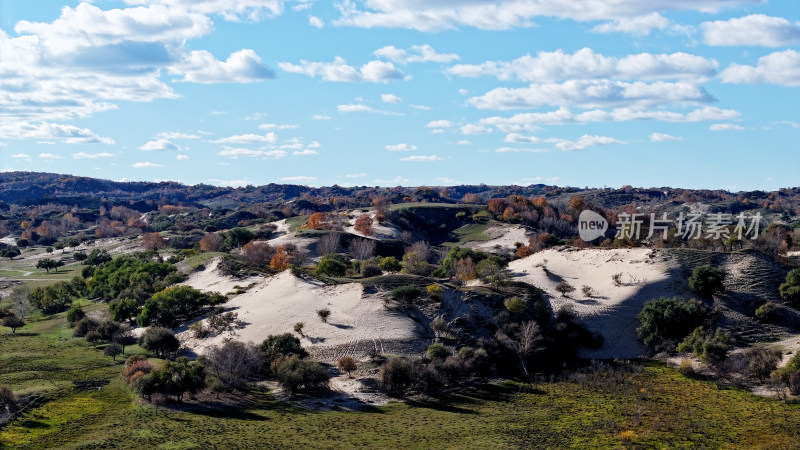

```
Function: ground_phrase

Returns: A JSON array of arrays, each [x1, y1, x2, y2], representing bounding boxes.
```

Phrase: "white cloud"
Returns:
[[495, 147, 547, 153], [381, 93, 403, 104], [279, 57, 405, 82], [334, 0, 750, 32], [719, 50, 800, 87], [410, 104, 431, 110], [709, 123, 745, 131], [456, 140, 472, 145], [400, 155, 443, 162], [312, 114, 331, 120], [426, 119, 453, 128], [176, 154, 190, 160], [280, 175, 317, 183], [10, 153, 29, 158], [702, 14, 800, 47], [460, 124, 490, 134], [505, 133, 540, 143], [592, 13, 671, 36], [0, 122, 114, 144], [649, 132, 683, 142], [549, 134, 626, 151], [38, 152, 62, 159], [293, 149, 319, 156], [386, 143, 417, 151], [258, 123, 300, 130], [206, 178, 252, 187], [156, 131, 200, 139], [133, 161, 163, 168], [213, 132, 278, 144], [217, 146, 287, 158], [73, 152, 115, 159], [124, 0, 284, 22], [469, 80, 714, 110], [0, 142, 5, 147], [172, 49, 274, 83], [373, 44, 459, 64], [337, 104, 402, 115], [448, 48, 717, 82], [140, 139, 179, 151], [309, 16, 324, 28], [374, 176, 410, 185]]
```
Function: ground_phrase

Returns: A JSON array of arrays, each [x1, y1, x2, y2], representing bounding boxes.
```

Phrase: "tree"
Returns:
[[1, 246, 20, 259], [314, 254, 348, 277], [555, 281, 576, 297], [293, 322, 305, 336], [317, 233, 341, 256], [138, 285, 226, 327], [85, 249, 111, 266], [36, 258, 64, 273], [139, 326, 180, 358], [259, 333, 308, 367], [676, 327, 732, 364], [110, 298, 140, 325], [275, 356, 329, 397], [305, 212, 327, 230], [349, 238, 376, 261], [141, 232, 166, 251], [73, 252, 87, 262], [2, 315, 25, 333], [378, 256, 402, 273], [568, 196, 585, 211], [488, 198, 508, 215], [402, 252, 431, 276], [337, 356, 358, 378], [270, 246, 291, 271], [637, 297, 709, 348], [202, 340, 261, 392], [66, 304, 86, 326], [199, 233, 224, 252], [104, 343, 123, 361], [242, 240, 273, 268], [477, 259, 509, 290], [688, 265, 726, 297], [380, 357, 415, 396], [354, 215, 374, 236], [113, 329, 136, 354], [225, 227, 254, 249], [317, 308, 331, 323], [496, 321, 543, 376], [85, 330, 103, 348], [779, 268, 800, 308]]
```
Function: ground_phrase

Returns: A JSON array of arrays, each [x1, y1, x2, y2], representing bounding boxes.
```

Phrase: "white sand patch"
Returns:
[[182, 257, 262, 295], [178, 266, 418, 356], [467, 225, 531, 252], [509, 247, 680, 359]]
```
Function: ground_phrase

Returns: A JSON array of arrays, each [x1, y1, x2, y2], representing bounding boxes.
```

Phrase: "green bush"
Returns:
[[275, 356, 329, 397], [779, 268, 800, 307], [426, 284, 444, 299], [676, 327, 732, 363], [259, 333, 308, 368], [755, 301, 781, 323], [361, 260, 383, 277], [109, 298, 140, 325], [139, 326, 180, 358], [637, 297, 709, 348], [29, 277, 86, 314], [314, 254, 349, 277], [380, 356, 415, 396], [138, 285, 225, 327], [688, 265, 726, 297], [391, 285, 422, 304], [378, 256, 403, 273], [426, 343, 450, 361], [88, 254, 177, 301], [504, 296, 527, 314], [66, 304, 85, 326], [434, 247, 506, 278]]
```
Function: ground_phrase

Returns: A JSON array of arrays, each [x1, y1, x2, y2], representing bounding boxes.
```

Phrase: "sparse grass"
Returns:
[[445, 223, 492, 247], [2, 363, 799, 448], [176, 251, 227, 273], [285, 215, 310, 230]]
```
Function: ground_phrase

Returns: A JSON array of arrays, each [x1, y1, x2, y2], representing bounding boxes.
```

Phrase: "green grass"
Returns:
[[3, 361, 799, 449], [285, 215, 310, 230], [175, 251, 227, 273], [445, 223, 493, 247]]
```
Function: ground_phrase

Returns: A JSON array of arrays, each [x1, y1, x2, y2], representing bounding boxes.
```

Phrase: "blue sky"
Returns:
[[0, 0, 798, 190]]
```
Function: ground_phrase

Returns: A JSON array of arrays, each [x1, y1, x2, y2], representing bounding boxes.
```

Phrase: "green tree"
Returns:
[[110, 298, 140, 325], [637, 297, 709, 348], [426, 343, 449, 361], [138, 286, 225, 327], [36, 258, 64, 273], [275, 356, 329, 397], [139, 326, 180, 358], [85, 249, 111, 266], [2, 315, 25, 333], [259, 333, 308, 367], [0, 246, 20, 259], [377, 256, 402, 273], [676, 327, 733, 364], [779, 268, 800, 308], [104, 343, 123, 361], [225, 227, 254, 249], [688, 265, 726, 297], [314, 254, 348, 277], [66, 304, 86, 326]]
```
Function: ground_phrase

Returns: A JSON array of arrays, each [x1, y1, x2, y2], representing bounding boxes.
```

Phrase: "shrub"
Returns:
[[742, 347, 782, 382], [688, 265, 726, 297], [391, 285, 422, 305], [504, 296, 527, 314], [360, 260, 382, 278], [259, 333, 308, 368], [755, 301, 781, 323], [293, 322, 305, 335], [677, 358, 695, 376], [314, 254, 348, 277], [66, 304, 85, 326], [676, 327, 732, 364], [316, 308, 331, 323], [337, 356, 358, 377], [202, 340, 261, 392], [582, 285, 594, 297], [73, 252, 87, 262], [139, 326, 180, 358], [426, 343, 450, 361], [104, 343, 123, 361], [123, 355, 154, 384], [426, 284, 444, 300], [276, 357, 329, 397], [555, 281, 575, 297], [85, 249, 111, 266], [378, 256, 402, 273], [0, 385, 16, 412], [380, 357, 415, 396], [779, 268, 800, 307], [637, 297, 709, 349], [73, 317, 100, 337]]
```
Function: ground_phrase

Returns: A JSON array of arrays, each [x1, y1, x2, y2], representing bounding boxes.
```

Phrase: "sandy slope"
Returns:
[[178, 259, 418, 357], [344, 210, 402, 240], [467, 224, 531, 252], [508, 247, 681, 359]]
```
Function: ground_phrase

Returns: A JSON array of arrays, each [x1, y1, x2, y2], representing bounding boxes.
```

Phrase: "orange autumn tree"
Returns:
[[199, 233, 224, 252], [141, 232, 166, 251], [270, 246, 291, 271], [305, 212, 327, 230], [354, 215, 374, 236]]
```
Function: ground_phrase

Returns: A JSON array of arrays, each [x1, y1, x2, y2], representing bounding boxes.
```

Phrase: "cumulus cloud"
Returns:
[[133, 161, 163, 168], [386, 143, 417, 151], [73, 152, 116, 159], [549, 134, 626, 151], [381, 93, 403, 103], [709, 123, 745, 131], [426, 119, 453, 128], [217, 146, 287, 158], [505, 133, 541, 143], [172, 49, 274, 83], [460, 124, 490, 135], [702, 14, 800, 47], [592, 13, 671, 36], [279, 57, 406, 82], [258, 123, 300, 130], [38, 153, 62, 159], [156, 131, 200, 139], [649, 132, 683, 142], [334, 0, 751, 32], [309, 16, 324, 28], [495, 147, 547, 153], [213, 132, 278, 144], [140, 139, 179, 151], [469, 80, 714, 110], [447, 48, 717, 82], [400, 155, 443, 162], [124, 0, 284, 22], [373, 44, 459, 64], [337, 104, 402, 115], [719, 50, 800, 87], [0, 122, 114, 144], [176, 154, 190, 160]]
